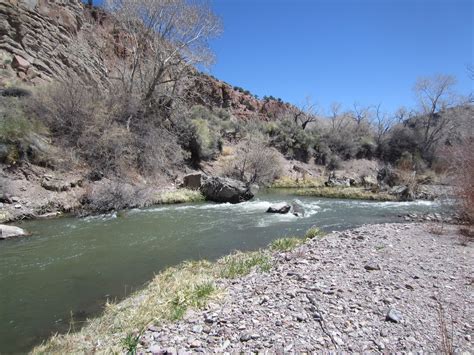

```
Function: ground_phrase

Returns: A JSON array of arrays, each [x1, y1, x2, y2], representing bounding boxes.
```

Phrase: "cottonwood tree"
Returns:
[[372, 103, 394, 145], [328, 102, 351, 133], [105, 0, 221, 125], [291, 97, 319, 130], [413, 74, 458, 156], [351, 102, 372, 127]]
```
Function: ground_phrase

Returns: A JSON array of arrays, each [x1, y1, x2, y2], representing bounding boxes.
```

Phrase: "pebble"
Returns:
[[386, 308, 402, 323]]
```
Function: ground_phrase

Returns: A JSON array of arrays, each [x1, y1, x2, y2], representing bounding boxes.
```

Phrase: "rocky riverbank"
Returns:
[[34, 222, 473, 353], [137, 223, 472, 353]]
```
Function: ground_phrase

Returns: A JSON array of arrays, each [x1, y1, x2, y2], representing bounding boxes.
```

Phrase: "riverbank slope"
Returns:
[[34, 222, 473, 353]]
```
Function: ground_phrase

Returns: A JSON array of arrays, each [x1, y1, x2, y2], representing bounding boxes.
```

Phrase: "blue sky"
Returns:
[[208, 0, 473, 113]]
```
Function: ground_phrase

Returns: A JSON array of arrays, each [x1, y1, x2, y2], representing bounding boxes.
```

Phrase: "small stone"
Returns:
[[364, 263, 381, 271], [148, 325, 159, 332], [221, 340, 230, 350], [296, 313, 307, 322], [192, 325, 203, 333], [250, 333, 260, 340], [386, 308, 402, 323], [149, 344, 163, 354], [240, 333, 251, 342], [275, 320, 283, 326], [333, 336, 344, 346], [189, 339, 202, 348]]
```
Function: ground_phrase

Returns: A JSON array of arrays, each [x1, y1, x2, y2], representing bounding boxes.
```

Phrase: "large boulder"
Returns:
[[200, 176, 253, 203], [182, 173, 202, 190], [0, 224, 28, 240], [266, 202, 291, 214]]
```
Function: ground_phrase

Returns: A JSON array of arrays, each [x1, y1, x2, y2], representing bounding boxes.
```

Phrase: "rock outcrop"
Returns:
[[200, 176, 253, 203], [0, 0, 110, 86]]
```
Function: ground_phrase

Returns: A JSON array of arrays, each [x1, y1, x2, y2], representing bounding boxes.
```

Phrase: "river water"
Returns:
[[0, 191, 445, 352]]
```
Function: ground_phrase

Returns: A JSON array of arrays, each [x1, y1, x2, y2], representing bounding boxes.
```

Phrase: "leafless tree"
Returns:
[[328, 102, 351, 133], [105, 0, 221, 125], [351, 102, 372, 126], [373, 103, 394, 145], [413, 74, 458, 155], [291, 96, 319, 130]]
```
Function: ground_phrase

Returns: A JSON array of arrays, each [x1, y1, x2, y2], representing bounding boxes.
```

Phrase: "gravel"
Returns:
[[138, 223, 473, 353]]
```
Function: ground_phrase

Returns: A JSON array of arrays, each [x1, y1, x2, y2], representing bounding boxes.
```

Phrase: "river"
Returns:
[[0, 191, 445, 353]]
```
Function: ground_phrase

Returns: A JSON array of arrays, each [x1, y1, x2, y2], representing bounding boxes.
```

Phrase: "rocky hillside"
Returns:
[[0, 0, 294, 120]]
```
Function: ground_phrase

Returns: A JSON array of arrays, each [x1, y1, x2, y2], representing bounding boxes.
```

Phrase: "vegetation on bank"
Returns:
[[294, 186, 397, 201], [271, 176, 325, 188], [33, 228, 322, 353], [154, 189, 204, 205]]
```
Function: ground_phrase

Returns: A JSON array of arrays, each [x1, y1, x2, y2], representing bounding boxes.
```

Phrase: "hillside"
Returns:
[[0, 0, 292, 120]]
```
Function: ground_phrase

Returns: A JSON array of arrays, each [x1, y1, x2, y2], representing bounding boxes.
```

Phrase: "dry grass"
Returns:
[[293, 186, 397, 201], [271, 176, 325, 188], [220, 146, 234, 156], [153, 189, 204, 204], [32, 251, 272, 353]]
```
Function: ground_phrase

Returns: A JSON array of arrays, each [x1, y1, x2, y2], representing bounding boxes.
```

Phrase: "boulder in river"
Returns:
[[200, 176, 253, 203], [0, 224, 28, 240], [291, 201, 305, 217], [266, 202, 291, 214]]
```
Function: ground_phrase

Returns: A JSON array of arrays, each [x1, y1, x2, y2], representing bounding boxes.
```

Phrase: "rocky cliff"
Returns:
[[0, 0, 294, 120]]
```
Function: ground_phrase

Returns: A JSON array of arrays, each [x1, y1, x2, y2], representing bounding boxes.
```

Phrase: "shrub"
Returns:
[[224, 136, 283, 185], [270, 237, 302, 251], [0, 96, 48, 164], [135, 125, 186, 177], [445, 140, 474, 223], [80, 181, 145, 214], [267, 119, 315, 162], [29, 79, 103, 146], [78, 123, 136, 176], [304, 227, 325, 239]]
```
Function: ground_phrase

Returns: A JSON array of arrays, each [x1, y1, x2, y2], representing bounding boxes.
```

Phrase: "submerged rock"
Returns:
[[0, 224, 28, 240], [267, 202, 291, 214], [200, 176, 253, 203]]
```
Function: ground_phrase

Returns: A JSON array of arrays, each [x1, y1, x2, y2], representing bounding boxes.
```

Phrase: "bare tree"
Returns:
[[373, 103, 394, 145], [105, 0, 221, 124], [413, 74, 458, 155], [291, 96, 319, 130], [351, 102, 372, 127], [328, 102, 351, 133]]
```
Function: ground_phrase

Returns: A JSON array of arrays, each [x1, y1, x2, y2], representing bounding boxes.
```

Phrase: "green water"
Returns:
[[0, 192, 445, 353]]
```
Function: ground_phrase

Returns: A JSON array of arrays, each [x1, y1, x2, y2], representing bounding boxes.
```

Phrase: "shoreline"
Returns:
[[32, 222, 473, 353]]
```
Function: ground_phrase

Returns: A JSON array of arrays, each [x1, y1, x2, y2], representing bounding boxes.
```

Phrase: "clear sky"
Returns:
[[207, 0, 473, 113]]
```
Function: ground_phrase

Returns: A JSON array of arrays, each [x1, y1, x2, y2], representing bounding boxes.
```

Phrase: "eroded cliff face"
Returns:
[[0, 0, 294, 119], [186, 74, 294, 120], [0, 0, 112, 85]]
